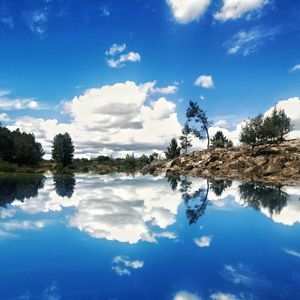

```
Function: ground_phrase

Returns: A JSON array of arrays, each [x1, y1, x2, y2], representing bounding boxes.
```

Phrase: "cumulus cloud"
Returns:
[[214, 0, 268, 21], [112, 256, 144, 276], [166, 0, 211, 24], [10, 81, 182, 158], [194, 235, 212, 247], [174, 290, 202, 300], [225, 26, 281, 56], [290, 64, 300, 73], [105, 43, 141, 68], [0, 90, 41, 111], [195, 75, 214, 88]]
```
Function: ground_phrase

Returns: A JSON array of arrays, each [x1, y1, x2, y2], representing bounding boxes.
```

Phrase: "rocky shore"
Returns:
[[142, 140, 300, 185]]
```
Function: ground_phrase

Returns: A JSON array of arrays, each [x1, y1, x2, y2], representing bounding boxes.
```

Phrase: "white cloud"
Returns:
[[105, 44, 141, 68], [150, 83, 178, 95], [283, 248, 300, 258], [200, 95, 205, 100], [174, 290, 202, 300], [214, 0, 267, 21], [225, 27, 280, 56], [112, 255, 144, 276], [166, 0, 211, 24], [290, 64, 300, 73], [105, 43, 126, 56], [210, 292, 240, 300], [0, 113, 9, 122], [0, 90, 42, 111], [10, 81, 182, 158], [194, 235, 212, 247], [195, 75, 214, 88]]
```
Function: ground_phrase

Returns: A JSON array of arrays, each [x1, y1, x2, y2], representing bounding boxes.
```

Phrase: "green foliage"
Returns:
[[52, 133, 74, 167], [149, 152, 159, 162], [165, 138, 181, 159], [240, 108, 293, 147], [210, 131, 233, 149], [12, 129, 44, 165], [0, 126, 44, 166], [186, 100, 212, 148], [179, 123, 192, 154], [0, 126, 14, 161]]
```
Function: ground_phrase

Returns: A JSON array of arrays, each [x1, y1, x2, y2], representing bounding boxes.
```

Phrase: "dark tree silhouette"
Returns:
[[178, 176, 211, 225], [239, 182, 289, 216], [53, 173, 76, 198], [165, 138, 181, 159], [186, 100, 212, 149], [52, 133, 74, 167], [179, 123, 192, 154], [0, 174, 45, 207], [166, 173, 181, 191], [210, 131, 233, 149], [210, 180, 232, 196]]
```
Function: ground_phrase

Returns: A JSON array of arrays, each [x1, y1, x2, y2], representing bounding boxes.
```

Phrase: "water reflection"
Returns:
[[239, 182, 289, 215], [0, 174, 45, 207], [0, 173, 299, 243], [53, 173, 76, 198]]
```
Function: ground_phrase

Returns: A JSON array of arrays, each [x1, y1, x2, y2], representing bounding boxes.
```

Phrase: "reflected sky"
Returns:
[[0, 173, 299, 299]]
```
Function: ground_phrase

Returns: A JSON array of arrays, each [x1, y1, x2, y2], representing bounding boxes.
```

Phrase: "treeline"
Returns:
[[0, 126, 44, 165], [164, 101, 293, 159]]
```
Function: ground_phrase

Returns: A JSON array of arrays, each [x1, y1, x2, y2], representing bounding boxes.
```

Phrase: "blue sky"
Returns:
[[0, 0, 300, 157]]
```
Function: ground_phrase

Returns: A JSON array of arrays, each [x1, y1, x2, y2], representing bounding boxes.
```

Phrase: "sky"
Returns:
[[0, 0, 300, 157]]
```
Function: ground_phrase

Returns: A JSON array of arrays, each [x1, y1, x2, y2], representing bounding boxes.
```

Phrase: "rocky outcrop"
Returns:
[[142, 140, 300, 185]]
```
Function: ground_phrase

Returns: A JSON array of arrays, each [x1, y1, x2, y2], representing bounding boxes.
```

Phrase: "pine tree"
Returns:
[[179, 123, 192, 154], [165, 138, 181, 159]]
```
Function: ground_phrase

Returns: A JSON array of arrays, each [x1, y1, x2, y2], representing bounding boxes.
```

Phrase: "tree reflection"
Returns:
[[166, 174, 181, 191], [0, 174, 45, 207], [53, 173, 76, 198], [210, 179, 232, 196], [239, 182, 289, 215], [166, 174, 210, 225]]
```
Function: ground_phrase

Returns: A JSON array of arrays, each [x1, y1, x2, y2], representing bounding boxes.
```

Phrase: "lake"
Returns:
[[0, 173, 299, 300]]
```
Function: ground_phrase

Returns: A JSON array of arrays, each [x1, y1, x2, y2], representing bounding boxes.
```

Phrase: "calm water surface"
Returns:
[[0, 173, 299, 300]]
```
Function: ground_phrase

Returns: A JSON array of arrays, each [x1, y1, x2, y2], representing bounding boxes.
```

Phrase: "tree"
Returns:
[[240, 109, 293, 147], [210, 131, 233, 149], [186, 100, 212, 148], [149, 152, 159, 162], [0, 126, 14, 161], [165, 138, 181, 159], [52, 133, 74, 167], [240, 114, 264, 148], [179, 123, 192, 154], [11, 129, 44, 165], [263, 107, 293, 143]]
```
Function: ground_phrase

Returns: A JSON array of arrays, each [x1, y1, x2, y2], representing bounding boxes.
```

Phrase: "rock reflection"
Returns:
[[0, 174, 45, 207], [53, 173, 76, 198]]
